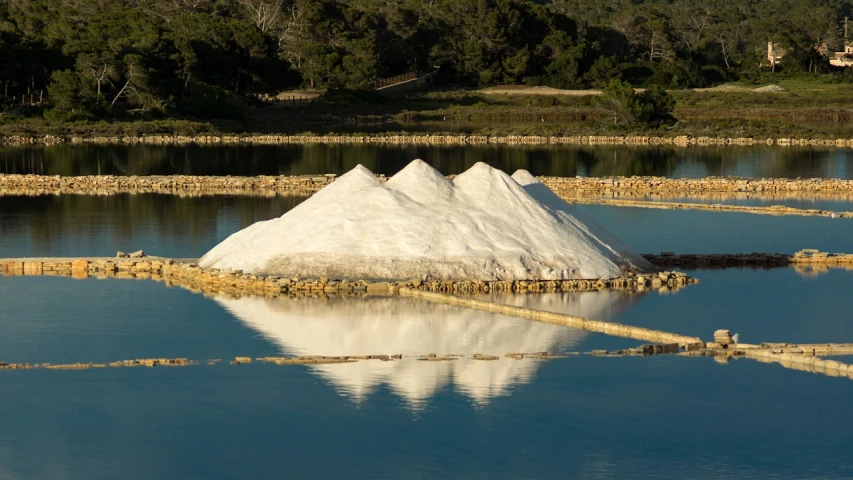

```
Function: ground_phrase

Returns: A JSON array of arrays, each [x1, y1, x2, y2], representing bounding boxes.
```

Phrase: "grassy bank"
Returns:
[[3, 78, 853, 142]]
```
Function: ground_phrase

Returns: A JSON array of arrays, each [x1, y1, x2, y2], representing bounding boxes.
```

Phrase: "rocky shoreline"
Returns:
[[3, 133, 853, 148]]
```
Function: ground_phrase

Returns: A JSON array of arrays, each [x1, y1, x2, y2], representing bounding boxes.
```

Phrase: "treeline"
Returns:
[[0, 0, 852, 121]]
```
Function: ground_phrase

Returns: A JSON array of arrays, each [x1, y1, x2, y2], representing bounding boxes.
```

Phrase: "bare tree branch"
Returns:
[[241, 0, 284, 33]]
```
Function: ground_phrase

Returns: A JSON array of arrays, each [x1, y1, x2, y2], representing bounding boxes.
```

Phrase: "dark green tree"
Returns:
[[596, 78, 675, 126]]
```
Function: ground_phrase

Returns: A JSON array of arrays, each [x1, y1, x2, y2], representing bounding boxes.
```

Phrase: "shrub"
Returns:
[[595, 79, 675, 126]]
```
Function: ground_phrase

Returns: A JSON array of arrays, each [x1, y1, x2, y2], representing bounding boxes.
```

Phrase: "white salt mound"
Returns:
[[753, 84, 785, 93], [200, 160, 651, 280]]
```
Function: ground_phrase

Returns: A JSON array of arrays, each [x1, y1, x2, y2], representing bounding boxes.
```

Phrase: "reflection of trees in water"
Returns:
[[576, 147, 677, 177], [0, 195, 307, 256], [760, 149, 838, 179], [288, 145, 680, 177], [674, 147, 839, 179], [0, 145, 309, 176], [0, 144, 848, 178]]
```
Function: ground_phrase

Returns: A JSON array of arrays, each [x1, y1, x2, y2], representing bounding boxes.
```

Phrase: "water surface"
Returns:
[[3, 195, 853, 258], [1, 272, 851, 479], [3, 147, 853, 479], [600, 194, 853, 213], [3, 144, 853, 178]]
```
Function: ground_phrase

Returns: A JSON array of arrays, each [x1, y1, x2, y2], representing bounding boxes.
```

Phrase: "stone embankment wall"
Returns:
[[0, 352, 571, 371], [0, 174, 338, 196], [0, 257, 696, 297], [644, 249, 853, 268], [581, 199, 852, 218], [5, 173, 853, 198], [587, 190, 853, 203], [400, 288, 705, 348], [5, 133, 853, 148], [694, 341, 853, 380], [745, 349, 853, 379], [540, 176, 853, 194], [4, 173, 852, 219]]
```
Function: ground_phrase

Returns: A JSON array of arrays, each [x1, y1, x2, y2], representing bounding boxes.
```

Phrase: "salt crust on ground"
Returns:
[[200, 160, 651, 280]]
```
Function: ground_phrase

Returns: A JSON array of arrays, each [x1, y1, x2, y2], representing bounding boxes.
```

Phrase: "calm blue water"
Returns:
[[3, 165, 853, 478], [577, 205, 853, 254], [1, 270, 852, 479], [1, 355, 848, 480]]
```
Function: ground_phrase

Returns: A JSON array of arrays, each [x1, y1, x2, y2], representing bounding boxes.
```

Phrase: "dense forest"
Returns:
[[1, 0, 852, 121]]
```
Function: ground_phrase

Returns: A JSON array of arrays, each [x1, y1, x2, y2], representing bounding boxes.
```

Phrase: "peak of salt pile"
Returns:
[[199, 160, 651, 280]]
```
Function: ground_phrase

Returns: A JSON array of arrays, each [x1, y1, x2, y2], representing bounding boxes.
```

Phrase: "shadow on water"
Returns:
[[2, 144, 853, 178]]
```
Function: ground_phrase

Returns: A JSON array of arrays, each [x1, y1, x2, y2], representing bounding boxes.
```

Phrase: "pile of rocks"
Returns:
[[714, 329, 736, 346]]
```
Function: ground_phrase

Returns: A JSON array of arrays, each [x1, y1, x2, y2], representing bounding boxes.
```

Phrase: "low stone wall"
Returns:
[[0, 173, 337, 197], [4, 133, 853, 148], [7, 251, 852, 296], [585, 190, 853, 204], [692, 342, 853, 380], [5, 173, 853, 199], [644, 249, 853, 268], [0, 257, 697, 298], [399, 287, 705, 348], [579, 198, 853, 218], [0, 352, 573, 371], [745, 350, 853, 379], [541, 176, 853, 195], [5, 173, 851, 221]]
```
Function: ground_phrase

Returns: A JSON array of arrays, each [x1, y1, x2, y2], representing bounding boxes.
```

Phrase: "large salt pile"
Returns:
[[200, 160, 650, 280]]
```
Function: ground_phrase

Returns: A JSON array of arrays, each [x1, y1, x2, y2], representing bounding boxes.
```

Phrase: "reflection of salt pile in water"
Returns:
[[200, 160, 650, 280], [217, 292, 637, 407]]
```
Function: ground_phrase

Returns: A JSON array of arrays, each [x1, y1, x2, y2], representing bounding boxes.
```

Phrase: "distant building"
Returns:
[[766, 41, 786, 68], [830, 44, 853, 67], [767, 41, 853, 69], [766, 18, 853, 68]]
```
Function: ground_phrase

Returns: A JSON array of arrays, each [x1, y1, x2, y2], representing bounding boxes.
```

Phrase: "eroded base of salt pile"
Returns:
[[199, 160, 651, 280]]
